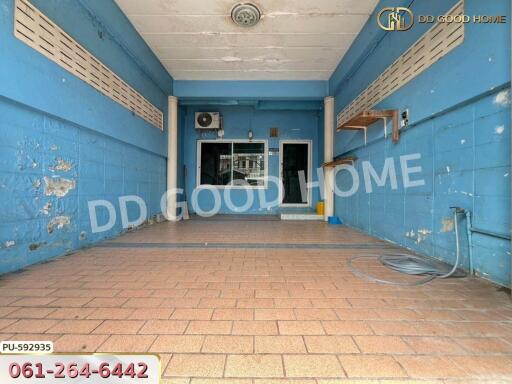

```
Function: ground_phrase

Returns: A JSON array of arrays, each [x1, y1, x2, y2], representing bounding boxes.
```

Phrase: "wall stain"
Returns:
[[29, 242, 47, 251], [441, 218, 454, 233]]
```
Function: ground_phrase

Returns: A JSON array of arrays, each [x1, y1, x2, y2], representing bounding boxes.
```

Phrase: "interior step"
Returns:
[[280, 213, 323, 221]]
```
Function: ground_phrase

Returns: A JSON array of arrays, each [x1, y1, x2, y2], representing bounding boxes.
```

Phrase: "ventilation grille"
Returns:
[[14, 0, 164, 130], [337, 1, 464, 129]]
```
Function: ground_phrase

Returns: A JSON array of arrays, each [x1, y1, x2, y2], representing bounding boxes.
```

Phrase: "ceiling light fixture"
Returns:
[[231, 3, 261, 27]]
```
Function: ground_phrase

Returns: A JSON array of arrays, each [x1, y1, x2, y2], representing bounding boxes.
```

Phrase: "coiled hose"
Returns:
[[348, 208, 467, 286]]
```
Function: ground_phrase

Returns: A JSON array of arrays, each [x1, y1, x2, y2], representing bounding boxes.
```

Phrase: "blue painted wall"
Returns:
[[174, 80, 328, 100], [0, 0, 172, 274], [1, 0, 509, 289], [181, 103, 323, 214], [329, 0, 511, 285]]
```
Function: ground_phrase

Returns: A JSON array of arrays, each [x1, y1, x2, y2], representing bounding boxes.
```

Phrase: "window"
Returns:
[[198, 141, 267, 187]]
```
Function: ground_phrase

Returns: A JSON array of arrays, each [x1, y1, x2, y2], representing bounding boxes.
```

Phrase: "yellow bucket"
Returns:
[[316, 201, 325, 215]]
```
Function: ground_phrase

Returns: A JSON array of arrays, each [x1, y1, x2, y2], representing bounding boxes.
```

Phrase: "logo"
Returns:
[[377, 7, 414, 31]]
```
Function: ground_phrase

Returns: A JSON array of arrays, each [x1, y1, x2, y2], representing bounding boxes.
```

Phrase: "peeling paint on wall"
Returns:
[[49, 158, 73, 172], [406, 229, 431, 243], [416, 229, 432, 244], [330, 0, 510, 286], [40, 201, 52, 215], [47, 216, 71, 234], [0, 0, 169, 278], [4, 241, 16, 248], [43, 176, 76, 197], [495, 125, 505, 135], [494, 89, 510, 106]]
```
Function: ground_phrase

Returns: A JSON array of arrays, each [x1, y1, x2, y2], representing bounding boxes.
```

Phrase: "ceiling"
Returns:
[[115, 0, 379, 81]]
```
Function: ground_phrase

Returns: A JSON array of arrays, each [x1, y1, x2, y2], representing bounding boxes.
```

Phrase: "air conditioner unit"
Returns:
[[195, 112, 221, 129]]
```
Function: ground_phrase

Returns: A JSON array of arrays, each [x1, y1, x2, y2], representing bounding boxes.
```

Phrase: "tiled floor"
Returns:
[[1, 219, 512, 383]]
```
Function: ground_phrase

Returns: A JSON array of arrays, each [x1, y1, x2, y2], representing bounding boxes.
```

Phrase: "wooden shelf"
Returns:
[[337, 109, 400, 143], [323, 156, 357, 168]]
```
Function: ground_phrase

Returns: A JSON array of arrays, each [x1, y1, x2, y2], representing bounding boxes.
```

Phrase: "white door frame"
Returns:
[[279, 140, 312, 207]]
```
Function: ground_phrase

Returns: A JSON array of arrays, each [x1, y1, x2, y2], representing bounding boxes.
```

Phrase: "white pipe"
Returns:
[[324, 96, 334, 221], [166, 96, 178, 221]]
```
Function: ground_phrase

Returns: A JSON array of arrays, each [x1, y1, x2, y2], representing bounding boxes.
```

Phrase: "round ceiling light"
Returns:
[[231, 3, 261, 27]]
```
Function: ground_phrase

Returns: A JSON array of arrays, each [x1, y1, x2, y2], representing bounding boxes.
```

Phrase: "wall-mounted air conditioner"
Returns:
[[195, 112, 221, 129]]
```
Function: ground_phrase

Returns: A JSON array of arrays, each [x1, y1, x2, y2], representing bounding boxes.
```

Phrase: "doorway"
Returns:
[[280, 140, 312, 206]]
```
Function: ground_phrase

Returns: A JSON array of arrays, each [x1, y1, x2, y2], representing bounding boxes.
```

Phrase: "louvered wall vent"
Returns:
[[14, 0, 164, 130], [337, 0, 464, 129]]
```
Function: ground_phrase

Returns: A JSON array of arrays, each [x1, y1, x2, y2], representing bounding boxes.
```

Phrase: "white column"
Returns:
[[324, 96, 334, 221], [166, 96, 178, 221]]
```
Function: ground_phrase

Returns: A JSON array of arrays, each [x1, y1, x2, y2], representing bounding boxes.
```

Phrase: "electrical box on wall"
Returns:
[[195, 112, 221, 129], [401, 109, 409, 128]]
